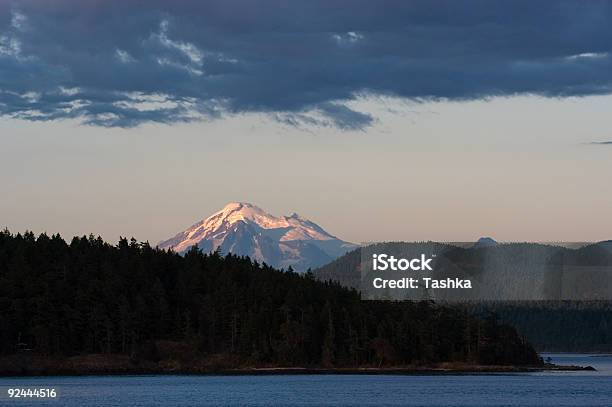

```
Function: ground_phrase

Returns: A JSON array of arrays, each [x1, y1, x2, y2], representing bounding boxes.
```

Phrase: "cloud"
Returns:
[[587, 141, 612, 145], [332, 31, 364, 45], [115, 49, 136, 64], [1, 0, 612, 128], [565, 52, 609, 60]]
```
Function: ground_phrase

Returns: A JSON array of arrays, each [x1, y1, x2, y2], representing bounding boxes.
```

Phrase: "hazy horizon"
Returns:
[[3, 95, 612, 245]]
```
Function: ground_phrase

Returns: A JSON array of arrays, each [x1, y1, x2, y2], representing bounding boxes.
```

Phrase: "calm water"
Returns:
[[1, 354, 611, 406]]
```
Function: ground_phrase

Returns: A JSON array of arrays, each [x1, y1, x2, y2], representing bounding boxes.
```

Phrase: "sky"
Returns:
[[1, 1, 612, 244]]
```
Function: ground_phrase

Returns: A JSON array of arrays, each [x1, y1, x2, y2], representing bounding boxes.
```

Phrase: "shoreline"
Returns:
[[0, 356, 595, 377], [207, 364, 596, 375]]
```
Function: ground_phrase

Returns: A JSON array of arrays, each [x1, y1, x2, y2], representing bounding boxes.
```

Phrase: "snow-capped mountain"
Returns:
[[158, 202, 358, 271]]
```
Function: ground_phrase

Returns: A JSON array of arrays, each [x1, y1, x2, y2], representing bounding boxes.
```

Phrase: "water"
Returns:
[[1, 354, 611, 406]]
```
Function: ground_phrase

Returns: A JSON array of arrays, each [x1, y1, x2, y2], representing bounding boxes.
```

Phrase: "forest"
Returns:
[[0, 230, 541, 373], [314, 242, 612, 352], [468, 301, 612, 352]]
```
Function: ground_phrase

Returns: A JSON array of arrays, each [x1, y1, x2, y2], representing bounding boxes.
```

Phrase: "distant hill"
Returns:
[[313, 240, 612, 351], [473, 237, 498, 248], [314, 241, 612, 297]]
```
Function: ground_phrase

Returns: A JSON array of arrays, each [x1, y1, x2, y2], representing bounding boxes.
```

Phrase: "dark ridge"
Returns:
[[313, 242, 612, 352], [0, 230, 541, 375]]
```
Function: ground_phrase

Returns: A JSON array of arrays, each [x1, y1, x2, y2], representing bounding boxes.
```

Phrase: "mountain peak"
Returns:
[[218, 201, 262, 215], [158, 203, 357, 271], [222, 201, 256, 210], [473, 237, 498, 248]]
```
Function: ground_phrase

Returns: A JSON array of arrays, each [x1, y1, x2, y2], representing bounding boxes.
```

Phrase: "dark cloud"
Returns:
[[1, 0, 612, 128], [587, 141, 612, 145]]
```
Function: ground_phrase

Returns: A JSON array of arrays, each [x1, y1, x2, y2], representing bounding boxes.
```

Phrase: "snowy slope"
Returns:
[[158, 202, 357, 271]]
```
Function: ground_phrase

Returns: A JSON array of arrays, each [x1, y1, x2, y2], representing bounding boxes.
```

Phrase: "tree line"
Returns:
[[0, 230, 541, 367], [467, 301, 612, 352]]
